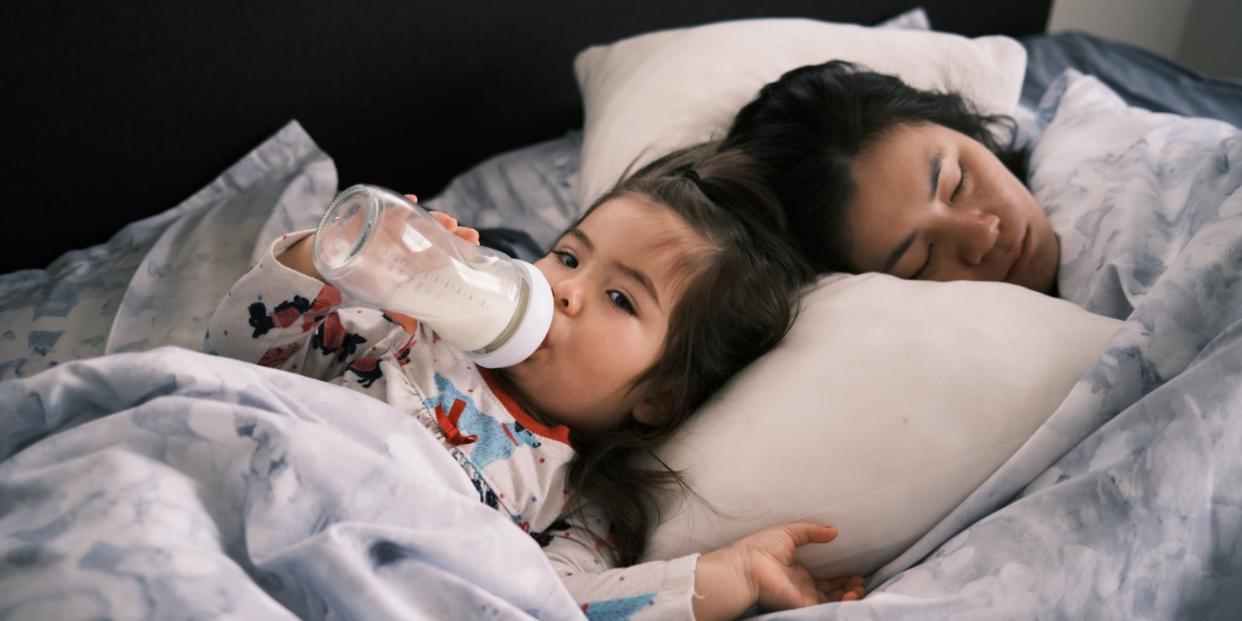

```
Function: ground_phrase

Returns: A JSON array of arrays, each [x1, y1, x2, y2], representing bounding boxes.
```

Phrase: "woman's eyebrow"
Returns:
[[928, 149, 945, 201], [882, 231, 918, 273]]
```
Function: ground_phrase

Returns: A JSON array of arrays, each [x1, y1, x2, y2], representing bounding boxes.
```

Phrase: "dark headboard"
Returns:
[[1, 1, 1049, 273]]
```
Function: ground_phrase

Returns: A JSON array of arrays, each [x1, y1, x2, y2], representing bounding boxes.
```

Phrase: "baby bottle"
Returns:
[[312, 184, 553, 368]]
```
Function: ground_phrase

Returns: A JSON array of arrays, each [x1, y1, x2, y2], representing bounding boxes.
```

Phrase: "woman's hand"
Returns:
[[692, 523, 865, 621]]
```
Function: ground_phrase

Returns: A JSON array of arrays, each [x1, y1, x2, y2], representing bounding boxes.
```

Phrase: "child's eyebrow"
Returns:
[[618, 263, 661, 309], [567, 228, 593, 251]]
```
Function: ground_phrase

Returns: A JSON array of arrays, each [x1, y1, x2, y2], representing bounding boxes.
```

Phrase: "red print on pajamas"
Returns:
[[247, 286, 342, 337]]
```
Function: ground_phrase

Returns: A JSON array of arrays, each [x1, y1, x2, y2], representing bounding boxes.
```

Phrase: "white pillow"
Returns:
[[573, 18, 1027, 206], [642, 273, 1122, 578]]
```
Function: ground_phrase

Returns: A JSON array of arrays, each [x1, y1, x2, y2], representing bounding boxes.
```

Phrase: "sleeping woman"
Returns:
[[722, 60, 1060, 295]]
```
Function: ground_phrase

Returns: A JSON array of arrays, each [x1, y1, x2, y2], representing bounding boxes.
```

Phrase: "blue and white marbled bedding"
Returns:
[[3, 67, 1241, 619], [0, 346, 582, 620]]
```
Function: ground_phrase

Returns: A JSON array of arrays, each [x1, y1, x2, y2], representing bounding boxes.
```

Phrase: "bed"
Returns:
[[4, 1, 1242, 619]]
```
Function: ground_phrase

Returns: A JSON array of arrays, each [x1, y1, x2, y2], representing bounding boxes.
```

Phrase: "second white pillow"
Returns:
[[642, 273, 1122, 578]]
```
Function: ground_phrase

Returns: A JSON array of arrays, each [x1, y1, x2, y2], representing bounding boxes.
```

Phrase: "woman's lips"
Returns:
[[1003, 225, 1031, 282]]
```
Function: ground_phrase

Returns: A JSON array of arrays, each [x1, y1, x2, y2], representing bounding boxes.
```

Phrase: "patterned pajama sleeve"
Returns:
[[204, 230, 411, 379], [541, 504, 699, 620]]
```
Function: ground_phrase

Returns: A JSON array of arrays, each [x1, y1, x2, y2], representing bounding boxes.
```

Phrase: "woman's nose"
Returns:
[[553, 278, 584, 315], [950, 212, 1000, 267]]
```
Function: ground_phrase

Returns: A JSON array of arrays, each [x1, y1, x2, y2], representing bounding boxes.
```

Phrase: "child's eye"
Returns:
[[553, 250, 578, 268], [608, 290, 636, 315]]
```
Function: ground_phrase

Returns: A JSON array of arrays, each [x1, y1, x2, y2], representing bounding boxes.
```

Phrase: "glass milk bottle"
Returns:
[[312, 184, 552, 368]]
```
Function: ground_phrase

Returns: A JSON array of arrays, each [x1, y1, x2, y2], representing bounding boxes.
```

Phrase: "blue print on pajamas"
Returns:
[[582, 593, 657, 621], [425, 373, 542, 472]]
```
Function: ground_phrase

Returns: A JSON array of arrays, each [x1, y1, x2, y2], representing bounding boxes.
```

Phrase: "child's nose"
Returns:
[[554, 279, 583, 315]]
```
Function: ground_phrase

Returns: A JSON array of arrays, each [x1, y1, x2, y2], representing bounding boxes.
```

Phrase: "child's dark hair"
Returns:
[[722, 60, 1026, 274], [566, 143, 814, 565]]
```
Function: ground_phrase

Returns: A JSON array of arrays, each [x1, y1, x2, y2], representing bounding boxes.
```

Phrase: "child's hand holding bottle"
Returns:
[[277, 194, 479, 279], [285, 185, 551, 368]]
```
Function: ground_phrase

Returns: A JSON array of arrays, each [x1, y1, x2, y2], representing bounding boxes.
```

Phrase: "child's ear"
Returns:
[[632, 392, 670, 426]]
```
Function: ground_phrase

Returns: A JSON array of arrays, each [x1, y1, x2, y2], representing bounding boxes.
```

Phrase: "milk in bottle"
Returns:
[[312, 184, 552, 367]]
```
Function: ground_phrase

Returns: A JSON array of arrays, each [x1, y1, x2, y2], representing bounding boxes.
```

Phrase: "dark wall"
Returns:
[[0, 1, 1049, 273]]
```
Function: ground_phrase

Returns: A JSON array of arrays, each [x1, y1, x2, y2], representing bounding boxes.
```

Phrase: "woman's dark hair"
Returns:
[[565, 143, 813, 565], [722, 60, 1026, 273]]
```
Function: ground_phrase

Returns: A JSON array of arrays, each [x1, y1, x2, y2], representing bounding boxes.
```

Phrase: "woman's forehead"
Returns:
[[845, 126, 945, 267]]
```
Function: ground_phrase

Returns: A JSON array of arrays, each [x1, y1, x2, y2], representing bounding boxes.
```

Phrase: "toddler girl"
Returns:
[[206, 145, 863, 620]]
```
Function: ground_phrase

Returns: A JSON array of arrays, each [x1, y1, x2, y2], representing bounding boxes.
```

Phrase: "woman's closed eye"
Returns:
[[912, 244, 934, 279], [950, 164, 968, 202]]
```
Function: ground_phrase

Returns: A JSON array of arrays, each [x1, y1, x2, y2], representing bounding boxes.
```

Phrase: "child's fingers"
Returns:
[[784, 523, 837, 547], [821, 577, 848, 590], [456, 226, 481, 246], [817, 576, 865, 602], [820, 586, 864, 602], [383, 311, 419, 334], [403, 193, 419, 203], [427, 210, 458, 231]]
